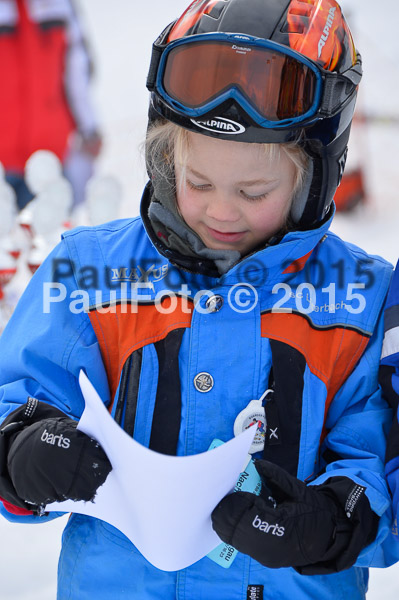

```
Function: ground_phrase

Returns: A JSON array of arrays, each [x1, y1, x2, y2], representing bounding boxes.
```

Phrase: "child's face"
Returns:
[[175, 132, 296, 256]]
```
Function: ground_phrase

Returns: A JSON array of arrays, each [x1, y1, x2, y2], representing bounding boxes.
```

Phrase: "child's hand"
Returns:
[[211, 460, 377, 574], [7, 417, 111, 507], [0, 399, 111, 512]]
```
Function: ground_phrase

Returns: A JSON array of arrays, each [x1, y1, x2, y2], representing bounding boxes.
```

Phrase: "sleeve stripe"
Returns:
[[381, 326, 399, 360]]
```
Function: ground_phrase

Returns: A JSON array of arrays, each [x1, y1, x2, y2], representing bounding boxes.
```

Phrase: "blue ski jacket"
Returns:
[[0, 187, 397, 599]]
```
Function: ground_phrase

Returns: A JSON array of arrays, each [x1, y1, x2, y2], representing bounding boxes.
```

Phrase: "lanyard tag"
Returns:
[[207, 438, 262, 568], [233, 398, 266, 454]]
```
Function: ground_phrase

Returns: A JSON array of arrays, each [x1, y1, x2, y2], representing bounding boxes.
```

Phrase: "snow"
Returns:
[[1, 0, 399, 597]]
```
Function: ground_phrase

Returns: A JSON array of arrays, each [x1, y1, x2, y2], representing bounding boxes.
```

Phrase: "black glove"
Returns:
[[0, 398, 111, 514], [212, 460, 378, 574]]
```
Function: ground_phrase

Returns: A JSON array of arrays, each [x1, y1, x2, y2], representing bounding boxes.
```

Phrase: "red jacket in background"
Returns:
[[0, 0, 96, 173]]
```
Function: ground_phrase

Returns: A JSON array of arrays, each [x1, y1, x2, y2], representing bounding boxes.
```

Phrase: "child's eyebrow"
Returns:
[[186, 167, 209, 180], [186, 166, 277, 186]]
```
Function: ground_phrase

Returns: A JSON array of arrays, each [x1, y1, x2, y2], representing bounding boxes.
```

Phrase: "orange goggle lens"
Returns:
[[162, 41, 317, 121]]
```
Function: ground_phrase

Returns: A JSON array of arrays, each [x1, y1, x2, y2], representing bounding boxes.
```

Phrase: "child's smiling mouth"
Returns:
[[205, 226, 247, 243]]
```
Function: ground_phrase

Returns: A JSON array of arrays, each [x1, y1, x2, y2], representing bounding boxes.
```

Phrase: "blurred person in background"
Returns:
[[0, 0, 102, 210]]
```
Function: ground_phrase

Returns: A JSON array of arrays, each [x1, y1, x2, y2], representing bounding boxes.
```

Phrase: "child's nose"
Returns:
[[206, 192, 240, 222]]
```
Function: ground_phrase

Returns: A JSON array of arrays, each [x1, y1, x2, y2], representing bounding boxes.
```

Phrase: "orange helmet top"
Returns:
[[168, 0, 356, 72], [286, 0, 356, 70]]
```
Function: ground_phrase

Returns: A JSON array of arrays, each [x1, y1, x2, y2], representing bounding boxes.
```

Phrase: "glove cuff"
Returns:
[[296, 476, 379, 575]]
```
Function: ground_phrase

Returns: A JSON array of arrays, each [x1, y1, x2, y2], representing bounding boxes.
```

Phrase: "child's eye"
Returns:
[[241, 190, 269, 202], [187, 180, 211, 191]]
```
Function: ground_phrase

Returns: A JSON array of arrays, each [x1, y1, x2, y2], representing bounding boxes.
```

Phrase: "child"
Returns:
[[0, 0, 397, 598]]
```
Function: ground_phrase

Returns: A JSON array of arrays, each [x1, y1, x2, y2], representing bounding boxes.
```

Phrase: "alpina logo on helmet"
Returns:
[[190, 117, 246, 134], [318, 7, 337, 58]]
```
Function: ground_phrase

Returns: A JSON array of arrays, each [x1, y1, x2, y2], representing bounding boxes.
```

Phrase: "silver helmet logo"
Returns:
[[190, 117, 246, 135], [318, 7, 337, 58]]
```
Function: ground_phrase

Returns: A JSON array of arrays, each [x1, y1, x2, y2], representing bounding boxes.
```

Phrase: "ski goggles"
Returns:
[[147, 29, 362, 129]]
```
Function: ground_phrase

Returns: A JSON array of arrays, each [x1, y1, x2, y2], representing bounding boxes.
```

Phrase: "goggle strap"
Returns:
[[147, 21, 177, 92], [320, 74, 346, 116], [320, 72, 358, 116], [146, 43, 163, 91], [320, 53, 362, 116]]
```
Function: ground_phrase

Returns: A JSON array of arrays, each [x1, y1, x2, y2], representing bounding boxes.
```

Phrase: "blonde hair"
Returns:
[[145, 120, 308, 196]]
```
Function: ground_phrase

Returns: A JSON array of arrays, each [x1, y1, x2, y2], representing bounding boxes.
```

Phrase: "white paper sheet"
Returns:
[[46, 370, 256, 571]]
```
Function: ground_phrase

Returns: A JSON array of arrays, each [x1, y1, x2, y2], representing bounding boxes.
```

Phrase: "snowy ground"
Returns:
[[1, 0, 399, 597]]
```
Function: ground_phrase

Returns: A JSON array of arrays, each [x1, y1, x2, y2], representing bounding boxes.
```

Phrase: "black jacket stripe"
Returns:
[[150, 328, 185, 455], [264, 339, 306, 476], [114, 348, 143, 436]]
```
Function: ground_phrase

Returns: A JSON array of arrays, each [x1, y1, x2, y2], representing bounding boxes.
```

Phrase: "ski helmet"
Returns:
[[146, 0, 362, 228]]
